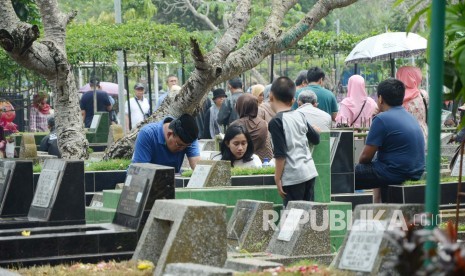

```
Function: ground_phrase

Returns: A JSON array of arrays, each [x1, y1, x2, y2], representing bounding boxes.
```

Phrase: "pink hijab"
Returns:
[[396, 66, 422, 107], [336, 75, 377, 127]]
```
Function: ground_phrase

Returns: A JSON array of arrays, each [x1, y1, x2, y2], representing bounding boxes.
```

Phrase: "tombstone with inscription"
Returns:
[[333, 204, 424, 275], [266, 201, 331, 256], [0, 159, 84, 229], [186, 160, 231, 188], [113, 163, 175, 230], [133, 199, 227, 276], [0, 163, 175, 266], [19, 133, 37, 159], [0, 160, 34, 217], [227, 200, 274, 252]]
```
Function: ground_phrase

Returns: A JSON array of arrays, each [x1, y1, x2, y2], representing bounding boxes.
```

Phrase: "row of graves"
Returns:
[[0, 157, 425, 275], [0, 128, 457, 274]]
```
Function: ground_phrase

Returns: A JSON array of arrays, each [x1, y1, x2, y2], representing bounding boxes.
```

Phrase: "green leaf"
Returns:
[[406, 6, 429, 33]]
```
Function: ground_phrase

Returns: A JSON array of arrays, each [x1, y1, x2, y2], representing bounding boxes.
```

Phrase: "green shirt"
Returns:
[[293, 84, 338, 115]]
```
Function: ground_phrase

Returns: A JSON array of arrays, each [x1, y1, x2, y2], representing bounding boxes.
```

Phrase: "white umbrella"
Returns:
[[345, 32, 427, 64]]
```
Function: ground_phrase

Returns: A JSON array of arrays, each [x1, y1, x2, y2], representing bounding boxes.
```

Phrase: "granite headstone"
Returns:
[[19, 133, 37, 159], [266, 201, 331, 256], [333, 204, 424, 275], [186, 160, 231, 188], [133, 199, 227, 276], [227, 200, 274, 252], [0, 160, 34, 217], [113, 163, 175, 230], [27, 159, 85, 224]]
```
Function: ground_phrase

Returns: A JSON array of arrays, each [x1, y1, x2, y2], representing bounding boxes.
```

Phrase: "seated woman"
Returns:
[[213, 125, 262, 168], [230, 93, 273, 162]]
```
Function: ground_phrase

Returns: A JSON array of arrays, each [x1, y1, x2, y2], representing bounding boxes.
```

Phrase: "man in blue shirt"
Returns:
[[80, 78, 112, 128], [355, 79, 425, 202], [132, 114, 200, 173]]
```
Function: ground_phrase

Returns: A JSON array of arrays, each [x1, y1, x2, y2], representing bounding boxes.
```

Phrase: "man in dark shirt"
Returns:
[[80, 79, 112, 128], [355, 79, 425, 202], [39, 116, 61, 157], [217, 77, 244, 128]]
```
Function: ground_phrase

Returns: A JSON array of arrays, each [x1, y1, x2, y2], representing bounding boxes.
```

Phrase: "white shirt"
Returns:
[[297, 103, 332, 132], [125, 97, 150, 129], [212, 154, 263, 168]]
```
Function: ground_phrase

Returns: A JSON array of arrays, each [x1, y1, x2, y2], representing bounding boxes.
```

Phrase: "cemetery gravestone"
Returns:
[[133, 199, 227, 276], [186, 160, 231, 188], [0, 160, 33, 217], [330, 131, 355, 194], [113, 163, 175, 230], [19, 133, 37, 159], [87, 112, 110, 143], [227, 200, 274, 252], [266, 201, 330, 256], [333, 204, 424, 275], [107, 124, 124, 148], [90, 193, 104, 208], [27, 159, 85, 224], [200, 151, 221, 160]]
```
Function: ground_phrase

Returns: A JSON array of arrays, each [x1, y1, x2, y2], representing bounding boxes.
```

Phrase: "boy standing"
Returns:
[[268, 77, 321, 207]]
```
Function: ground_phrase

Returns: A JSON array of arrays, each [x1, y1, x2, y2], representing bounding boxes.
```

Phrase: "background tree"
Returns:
[[0, 0, 88, 158], [105, 0, 359, 159]]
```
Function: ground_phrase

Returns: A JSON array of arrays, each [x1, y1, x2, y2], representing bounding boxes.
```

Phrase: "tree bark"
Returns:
[[0, 0, 88, 159], [105, 0, 358, 159]]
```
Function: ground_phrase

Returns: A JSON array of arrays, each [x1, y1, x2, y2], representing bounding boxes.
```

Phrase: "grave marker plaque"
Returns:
[[117, 175, 149, 217], [113, 163, 175, 230], [31, 169, 60, 208], [187, 165, 212, 188], [266, 201, 330, 256], [334, 204, 424, 275], [277, 208, 305, 242], [0, 162, 12, 205], [186, 160, 231, 188], [27, 159, 85, 224], [226, 200, 274, 252], [90, 114, 101, 129], [338, 220, 387, 272], [227, 207, 252, 240]]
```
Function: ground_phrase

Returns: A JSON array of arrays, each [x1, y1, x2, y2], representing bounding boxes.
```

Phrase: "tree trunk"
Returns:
[[0, 0, 88, 159], [105, 0, 358, 160]]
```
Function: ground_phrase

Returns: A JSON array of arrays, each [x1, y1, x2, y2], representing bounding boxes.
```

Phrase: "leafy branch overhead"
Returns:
[[65, 22, 206, 64], [105, 0, 359, 159]]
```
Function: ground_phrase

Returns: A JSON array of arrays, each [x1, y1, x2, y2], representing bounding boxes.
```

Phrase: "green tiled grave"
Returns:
[[103, 189, 122, 208], [313, 132, 331, 203]]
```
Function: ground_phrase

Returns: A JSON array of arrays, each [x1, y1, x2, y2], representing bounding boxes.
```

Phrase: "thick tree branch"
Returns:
[[275, 0, 358, 52], [219, 0, 358, 82], [0, 1, 21, 31], [184, 0, 219, 32], [208, 0, 252, 61], [36, 0, 67, 49]]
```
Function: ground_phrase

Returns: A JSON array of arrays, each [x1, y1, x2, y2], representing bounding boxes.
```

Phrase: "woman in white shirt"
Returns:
[[213, 125, 262, 168]]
